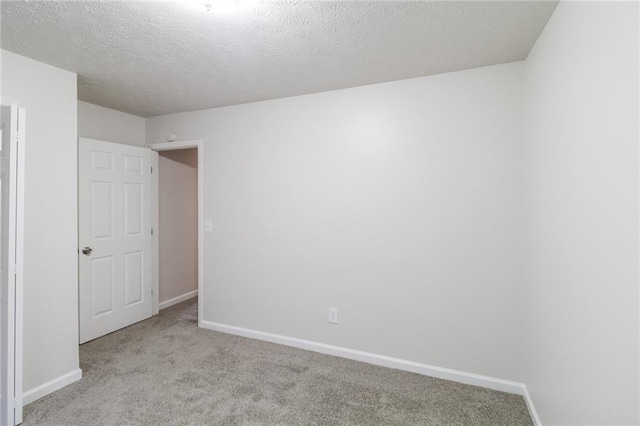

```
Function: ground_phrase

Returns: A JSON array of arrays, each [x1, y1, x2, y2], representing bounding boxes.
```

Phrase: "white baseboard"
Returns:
[[200, 320, 524, 395], [23, 368, 82, 406], [159, 290, 198, 310], [522, 384, 542, 425]]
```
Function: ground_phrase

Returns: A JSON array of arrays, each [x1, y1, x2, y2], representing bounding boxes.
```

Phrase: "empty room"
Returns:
[[0, 0, 638, 425]]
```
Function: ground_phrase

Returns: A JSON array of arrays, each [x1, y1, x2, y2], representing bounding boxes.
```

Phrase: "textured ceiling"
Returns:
[[1, 0, 557, 117]]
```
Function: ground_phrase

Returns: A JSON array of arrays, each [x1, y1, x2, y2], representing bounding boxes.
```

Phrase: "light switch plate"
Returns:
[[328, 307, 338, 324], [204, 220, 213, 232]]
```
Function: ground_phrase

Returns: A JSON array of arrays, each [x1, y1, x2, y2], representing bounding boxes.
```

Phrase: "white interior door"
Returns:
[[0, 102, 23, 426], [79, 138, 152, 344]]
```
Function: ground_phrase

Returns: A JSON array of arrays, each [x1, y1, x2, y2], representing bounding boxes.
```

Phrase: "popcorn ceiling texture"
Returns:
[[1, 1, 556, 117]]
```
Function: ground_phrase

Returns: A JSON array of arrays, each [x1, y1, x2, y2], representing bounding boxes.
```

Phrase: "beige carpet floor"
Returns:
[[23, 299, 532, 425]]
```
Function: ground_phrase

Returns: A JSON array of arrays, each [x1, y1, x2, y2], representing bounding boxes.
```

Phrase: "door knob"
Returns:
[[82, 247, 93, 256]]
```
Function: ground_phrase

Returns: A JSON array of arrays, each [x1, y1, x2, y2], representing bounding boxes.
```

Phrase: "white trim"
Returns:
[[148, 140, 204, 328], [159, 290, 198, 310], [0, 99, 25, 426], [151, 151, 160, 316], [637, 4, 640, 423], [14, 107, 26, 425], [0, 97, 19, 108], [22, 369, 82, 406], [146, 140, 201, 151], [522, 385, 542, 426], [200, 320, 524, 395]]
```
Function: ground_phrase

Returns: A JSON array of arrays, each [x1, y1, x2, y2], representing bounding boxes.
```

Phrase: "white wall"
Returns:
[[78, 101, 145, 146], [147, 62, 524, 381], [158, 149, 198, 304], [523, 2, 639, 424], [1, 50, 80, 393]]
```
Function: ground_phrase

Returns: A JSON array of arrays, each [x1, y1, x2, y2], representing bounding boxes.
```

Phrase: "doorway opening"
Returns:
[[149, 141, 203, 326]]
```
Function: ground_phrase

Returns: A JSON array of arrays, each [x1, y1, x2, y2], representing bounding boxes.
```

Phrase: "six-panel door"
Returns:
[[79, 138, 152, 344]]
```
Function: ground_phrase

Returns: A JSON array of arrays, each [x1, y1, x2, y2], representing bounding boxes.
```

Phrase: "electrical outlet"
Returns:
[[328, 307, 338, 324]]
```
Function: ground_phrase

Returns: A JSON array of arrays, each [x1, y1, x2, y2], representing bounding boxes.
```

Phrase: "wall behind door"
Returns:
[[78, 101, 145, 146], [159, 149, 198, 305]]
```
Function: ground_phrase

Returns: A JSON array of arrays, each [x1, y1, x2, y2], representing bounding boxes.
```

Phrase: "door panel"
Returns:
[[124, 155, 143, 174], [124, 251, 143, 306], [91, 256, 114, 317], [124, 183, 143, 236], [79, 138, 152, 344], [91, 182, 113, 239], [91, 151, 113, 170]]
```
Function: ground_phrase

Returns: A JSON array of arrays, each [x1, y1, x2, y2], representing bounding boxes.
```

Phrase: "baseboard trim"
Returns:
[[522, 384, 542, 425], [159, 290, 198, 310], [200, 320, 524, 395], [23, 368, 82, 406]]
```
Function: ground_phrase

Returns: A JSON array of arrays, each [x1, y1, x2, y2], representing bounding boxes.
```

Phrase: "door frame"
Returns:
[[0, 97, 25, 425], [147, 140, 203, 327]]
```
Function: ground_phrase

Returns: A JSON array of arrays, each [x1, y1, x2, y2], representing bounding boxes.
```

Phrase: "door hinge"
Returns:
[[151, 166, 153, 174], [151, 228, 154, 236]]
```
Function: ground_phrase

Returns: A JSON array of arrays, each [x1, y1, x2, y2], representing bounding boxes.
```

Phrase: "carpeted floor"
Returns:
[[23, 299, 532, 425]]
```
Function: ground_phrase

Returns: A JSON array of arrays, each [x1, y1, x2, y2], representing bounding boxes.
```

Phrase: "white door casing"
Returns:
[[0, 101, 24, 426], [147, 140, 204, 327], [79, 138, 152, 344]]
